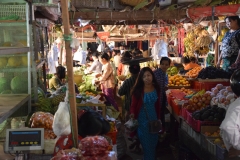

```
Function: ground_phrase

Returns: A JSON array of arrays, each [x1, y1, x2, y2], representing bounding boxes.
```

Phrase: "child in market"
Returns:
[[53, 109, 110, 156]]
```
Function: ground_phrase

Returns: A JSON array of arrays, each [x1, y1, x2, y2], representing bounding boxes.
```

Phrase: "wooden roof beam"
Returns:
[[70, 9, 187, 21]]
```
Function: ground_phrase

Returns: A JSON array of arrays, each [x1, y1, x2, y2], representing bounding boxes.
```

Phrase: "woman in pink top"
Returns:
[[96, 53, 119, 111]]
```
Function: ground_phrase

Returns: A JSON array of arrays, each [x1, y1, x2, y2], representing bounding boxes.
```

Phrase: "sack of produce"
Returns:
[[30, 112, 56, 139], [79, 136, 109, 156], [51, 148, 82, 160]]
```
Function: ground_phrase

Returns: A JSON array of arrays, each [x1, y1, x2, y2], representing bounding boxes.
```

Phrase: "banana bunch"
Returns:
[[201, 30, 210, 37], [194, 26, 204, 36], [195, 46, 210, 56], [184, 31, 196, 57], [183, 52, 195, 57], [228, 0, 240, 4], [195, 36, 212, 47]]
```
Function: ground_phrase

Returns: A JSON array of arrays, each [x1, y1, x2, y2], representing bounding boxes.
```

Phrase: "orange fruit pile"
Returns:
[[185, 66, 202, 78], [180, 87, 194, 95], [168, 75, 190, 87]]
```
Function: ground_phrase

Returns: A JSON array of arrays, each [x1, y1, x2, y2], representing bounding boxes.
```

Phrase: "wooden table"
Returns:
[[76, 102, 106, 118], [0, 94, 30, 124]]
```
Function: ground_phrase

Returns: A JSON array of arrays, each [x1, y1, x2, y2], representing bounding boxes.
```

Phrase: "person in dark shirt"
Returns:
[[154, 57, 171, 133]]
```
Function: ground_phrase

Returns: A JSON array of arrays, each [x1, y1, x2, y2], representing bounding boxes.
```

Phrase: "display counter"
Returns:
[[178, 128, 239, 160], [0, 94, 30, 124]]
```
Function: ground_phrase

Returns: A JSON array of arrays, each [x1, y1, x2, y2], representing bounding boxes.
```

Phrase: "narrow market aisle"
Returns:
[[125, 132, 177, 160]]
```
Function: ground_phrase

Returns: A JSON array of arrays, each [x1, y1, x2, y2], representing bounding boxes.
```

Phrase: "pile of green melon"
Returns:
[[0, 76, 28, 94]]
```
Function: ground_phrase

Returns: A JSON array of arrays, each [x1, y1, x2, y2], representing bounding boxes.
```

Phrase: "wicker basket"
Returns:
[[119, 0, 153, 6], [71, 0, 109, 8]]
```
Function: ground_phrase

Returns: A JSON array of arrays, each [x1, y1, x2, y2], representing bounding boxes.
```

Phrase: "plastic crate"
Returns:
[[171, 100, 182, 116], [216, 143, 227, 160], [181, 107, 188, 120], [207, 138, 216, 156], [181, 120, 189, 133], [187, 125, 193, 137], [192, 130, 201, 144], [192, 80, 230, 91], [191, 117, 220, 132], [200, 126, 220, 150], [186, 110, 193, 126]]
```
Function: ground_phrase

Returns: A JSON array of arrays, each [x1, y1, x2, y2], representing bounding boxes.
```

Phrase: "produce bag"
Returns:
[[53, 102, 71, 136], [79, 136, 109, 156], [51, 148, 82, 160], [30, 112, 57, 139], [30, 112, 54, 130]]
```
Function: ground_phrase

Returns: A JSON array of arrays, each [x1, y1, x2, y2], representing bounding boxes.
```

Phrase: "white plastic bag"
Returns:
[[53, 102, 71, 136], [124, 118, 138, 132]]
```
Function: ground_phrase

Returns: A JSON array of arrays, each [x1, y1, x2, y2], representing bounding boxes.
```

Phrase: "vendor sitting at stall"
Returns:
[[49, 65, 66, 91], [182, 56, 200, 70], [220, 69, 240, 158], [87, 52, 102, 74], [53, 109, 110, 156]]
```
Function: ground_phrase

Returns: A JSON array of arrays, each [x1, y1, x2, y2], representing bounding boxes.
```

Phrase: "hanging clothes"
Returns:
[[142, 41, 148, 51], [178, 28, 185, 56], [158, 39, 168, 58], [151, 39, 168, 60], [73, 47, 87, 65]]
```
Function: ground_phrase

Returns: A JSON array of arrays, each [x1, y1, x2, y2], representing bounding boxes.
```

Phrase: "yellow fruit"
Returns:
[[8, 57, 21, 67], [0, 57, 8, 68], [21, 56, 28, 66]]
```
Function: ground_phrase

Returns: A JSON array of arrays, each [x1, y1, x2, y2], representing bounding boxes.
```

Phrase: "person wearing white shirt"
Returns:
[[220, 69, 240, 158], [113, 50, 121, 70], [87, 52, 102, 74]]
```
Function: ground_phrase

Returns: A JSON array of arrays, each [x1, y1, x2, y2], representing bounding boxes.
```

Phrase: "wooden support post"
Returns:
[[60, 0, 78, 148]]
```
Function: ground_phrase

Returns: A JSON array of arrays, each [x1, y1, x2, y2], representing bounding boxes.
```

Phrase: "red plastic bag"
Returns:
[[79, 136, 109, 156], [51, 148, 82, 160]]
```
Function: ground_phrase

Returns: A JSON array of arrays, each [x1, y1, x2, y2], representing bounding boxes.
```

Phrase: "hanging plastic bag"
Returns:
[[158, 39, 168, 59], [53, 101, 71, 136]]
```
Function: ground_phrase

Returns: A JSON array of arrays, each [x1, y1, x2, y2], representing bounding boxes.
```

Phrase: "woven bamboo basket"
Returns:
[[119, 0, 153, 7]]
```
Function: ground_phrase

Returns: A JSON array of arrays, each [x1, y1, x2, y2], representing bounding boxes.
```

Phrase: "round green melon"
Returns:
[[0, 77, 11, 93], [10, 76, 28, 93]]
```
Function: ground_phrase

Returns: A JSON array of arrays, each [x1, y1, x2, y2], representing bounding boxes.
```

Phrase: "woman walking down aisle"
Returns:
[[130, 67, 161, 160], [96, 53, 119, 111]]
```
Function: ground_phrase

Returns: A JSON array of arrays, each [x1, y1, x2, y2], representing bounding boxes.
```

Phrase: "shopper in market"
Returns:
[[118, 64, 141, 119], [217, 16, 240, 71], [154, 57, 171, 133], [118, 64, 141, 153], [96, 52, 119, 111], [130, 67, 161, 160], [117, 51, 132, 76], [86, 52, 102, 74], [49, 65, 66, 91], [220, 69, 240, 158], [53, 109, 110, 156], [181, 56, 200, 71], [113, 50, 121, 70]]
